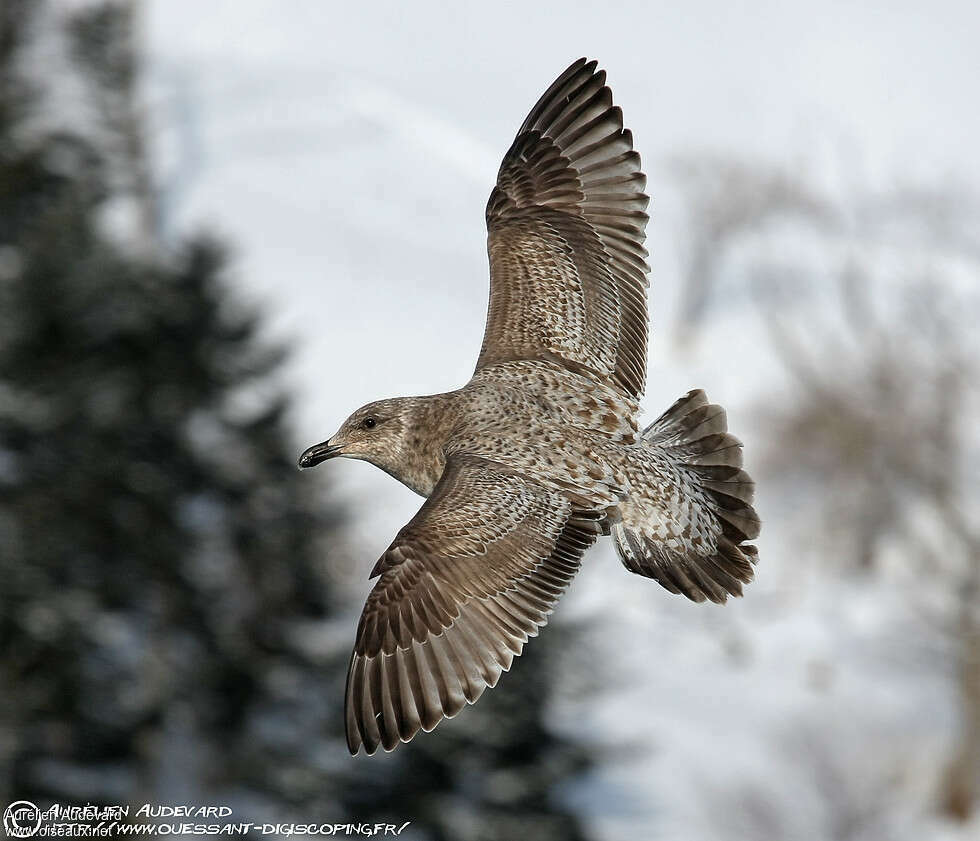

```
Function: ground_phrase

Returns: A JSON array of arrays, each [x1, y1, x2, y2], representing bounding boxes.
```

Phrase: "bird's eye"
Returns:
[[362, 417, 377, 429]]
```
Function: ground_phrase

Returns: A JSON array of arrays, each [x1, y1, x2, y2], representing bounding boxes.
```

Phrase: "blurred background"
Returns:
[[2, 1, 979, 839]]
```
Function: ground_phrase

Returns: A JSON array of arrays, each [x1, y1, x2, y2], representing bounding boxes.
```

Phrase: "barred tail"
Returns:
[[612, 389, 760, 603]]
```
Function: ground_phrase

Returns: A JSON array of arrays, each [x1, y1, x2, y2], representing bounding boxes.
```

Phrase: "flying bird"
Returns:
[[300, 58, 760, 756]]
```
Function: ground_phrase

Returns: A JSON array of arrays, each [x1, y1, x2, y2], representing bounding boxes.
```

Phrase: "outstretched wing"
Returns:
[[477, 58, 651, 398], [345, 455, 601, 755]]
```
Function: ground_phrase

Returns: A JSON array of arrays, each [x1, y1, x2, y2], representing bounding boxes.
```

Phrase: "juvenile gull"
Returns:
[[300, 58, 760, 755]]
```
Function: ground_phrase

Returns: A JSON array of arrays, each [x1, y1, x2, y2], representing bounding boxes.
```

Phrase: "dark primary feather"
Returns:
[[478, 58, 651, 399]]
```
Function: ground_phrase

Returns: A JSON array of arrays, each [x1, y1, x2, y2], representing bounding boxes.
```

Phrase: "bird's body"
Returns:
[[300, 59, 760, 755], [436, 360, 636, 501]]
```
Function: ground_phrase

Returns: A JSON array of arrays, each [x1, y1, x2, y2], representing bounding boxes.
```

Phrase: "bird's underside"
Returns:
[[301, 58, 761, 755]]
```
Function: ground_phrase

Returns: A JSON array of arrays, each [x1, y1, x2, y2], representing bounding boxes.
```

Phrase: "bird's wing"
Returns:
[[345, 454, 601, 755], [477, 57, 650, 399]]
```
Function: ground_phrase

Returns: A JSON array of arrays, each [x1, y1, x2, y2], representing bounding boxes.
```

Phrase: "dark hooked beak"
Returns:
[[297, 440, 342, 469]]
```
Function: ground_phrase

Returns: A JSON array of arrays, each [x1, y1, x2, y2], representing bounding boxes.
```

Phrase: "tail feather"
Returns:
[[612, 389, 760, 604]]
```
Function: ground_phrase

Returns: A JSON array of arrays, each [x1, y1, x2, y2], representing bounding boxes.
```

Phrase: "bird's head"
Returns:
[[298, 394, 450, 496], [298, 398, 413, 471]]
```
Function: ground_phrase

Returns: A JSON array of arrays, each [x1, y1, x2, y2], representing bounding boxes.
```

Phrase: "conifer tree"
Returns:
[[0, 5, 597, 837]]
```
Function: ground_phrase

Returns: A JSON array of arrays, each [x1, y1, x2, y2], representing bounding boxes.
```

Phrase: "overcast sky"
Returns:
[[142, 0, 979, 554], [141, 0, 980, 596]]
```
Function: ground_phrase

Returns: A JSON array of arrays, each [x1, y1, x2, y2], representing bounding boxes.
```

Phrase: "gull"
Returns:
[[300, 58, 760, 755]]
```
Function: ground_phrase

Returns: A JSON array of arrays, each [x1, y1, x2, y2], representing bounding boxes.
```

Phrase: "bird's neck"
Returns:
[[388, 392, 457, 497]]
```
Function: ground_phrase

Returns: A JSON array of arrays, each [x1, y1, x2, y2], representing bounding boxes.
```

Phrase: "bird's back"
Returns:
[[442, 360, 640, 507]]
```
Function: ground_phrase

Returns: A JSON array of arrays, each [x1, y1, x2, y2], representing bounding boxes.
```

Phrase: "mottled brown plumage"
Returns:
[[299, 58, 760, 755]]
